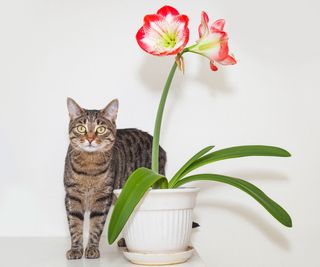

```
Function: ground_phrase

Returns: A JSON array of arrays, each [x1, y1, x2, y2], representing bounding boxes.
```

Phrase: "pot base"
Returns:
[[121, 246, 194, 266]]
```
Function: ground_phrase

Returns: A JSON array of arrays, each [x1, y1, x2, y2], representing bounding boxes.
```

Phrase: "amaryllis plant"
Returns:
[[108, 6, 292, 244]]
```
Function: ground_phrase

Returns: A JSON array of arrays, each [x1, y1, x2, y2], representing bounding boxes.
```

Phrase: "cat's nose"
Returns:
[[86, 134, 95, 144]]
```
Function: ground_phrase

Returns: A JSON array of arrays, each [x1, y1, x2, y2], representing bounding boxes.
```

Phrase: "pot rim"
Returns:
[[114, 187, 200, 195]]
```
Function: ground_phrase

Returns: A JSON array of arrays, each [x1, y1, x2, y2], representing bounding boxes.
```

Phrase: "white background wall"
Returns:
[[0, 0, 319, 266]]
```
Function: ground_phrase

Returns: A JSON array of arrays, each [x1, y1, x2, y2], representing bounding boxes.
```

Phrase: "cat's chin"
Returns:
[[80, 146, 102, 153]]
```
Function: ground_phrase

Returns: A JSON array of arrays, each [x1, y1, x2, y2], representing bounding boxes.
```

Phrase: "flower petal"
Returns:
[[136, 26, 154, 54], [210, 61, 218, 71], [198, 11, 209, 38], [219, 55, 237, 65], [189, 11, 236, 71], [143, 14, 162, 25], [136, 14, 189, 56], [211, 19, 225, 31], [173, 14, 190, 45], [216, 37, 229, 61], [157, 5, 180, 18], [136, 6, 189, 56], [193, 31, 228, 60], [174, 14, 189, 28]]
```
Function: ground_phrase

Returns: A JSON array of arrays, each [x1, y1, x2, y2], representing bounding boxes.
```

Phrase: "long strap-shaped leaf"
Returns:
[[168, 145, 214, 188], [108, 167, 168, 244], [174, 173, 292, 227], [180, 145, 291, 178]]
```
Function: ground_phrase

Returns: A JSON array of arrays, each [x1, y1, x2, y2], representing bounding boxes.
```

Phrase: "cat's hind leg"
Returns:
[[117, 238, 126, 248]]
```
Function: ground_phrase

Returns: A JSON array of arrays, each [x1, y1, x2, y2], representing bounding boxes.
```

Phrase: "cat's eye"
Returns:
[[76, 125, 86, 134], [96, 126, 107, 134]]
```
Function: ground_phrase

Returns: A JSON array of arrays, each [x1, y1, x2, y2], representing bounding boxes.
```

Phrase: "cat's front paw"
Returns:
[[85, 246, 100, 259], [66, 248, 83, 260]]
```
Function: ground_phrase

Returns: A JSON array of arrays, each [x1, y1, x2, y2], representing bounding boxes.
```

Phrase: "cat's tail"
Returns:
[[192, 222, 200, 228]]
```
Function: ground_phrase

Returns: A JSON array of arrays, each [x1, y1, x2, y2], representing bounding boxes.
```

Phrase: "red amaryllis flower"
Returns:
[[189, 11, 236, 71], [136, 6, 189, 56]]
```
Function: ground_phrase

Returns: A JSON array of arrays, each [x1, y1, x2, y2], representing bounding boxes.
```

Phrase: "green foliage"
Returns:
[[173, 173, 292, 227], [107, 145, 292, 244], [179, 145, 291, 178], [108, 168, 168, 244], [168, 145, 214, 188]]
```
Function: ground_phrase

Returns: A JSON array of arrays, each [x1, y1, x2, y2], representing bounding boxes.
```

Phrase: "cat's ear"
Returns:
[[67, 97, 84, 120], [101, 99, 119, 123]]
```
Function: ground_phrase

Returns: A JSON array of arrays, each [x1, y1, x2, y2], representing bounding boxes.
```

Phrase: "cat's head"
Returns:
[[67, 98, 118, 153]]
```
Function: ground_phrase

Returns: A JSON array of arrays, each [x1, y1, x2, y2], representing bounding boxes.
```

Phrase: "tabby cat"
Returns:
[[64, 98, 166, 260]]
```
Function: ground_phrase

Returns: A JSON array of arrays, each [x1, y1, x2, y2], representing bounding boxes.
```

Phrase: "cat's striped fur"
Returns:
[[64, 98, 166, 259]]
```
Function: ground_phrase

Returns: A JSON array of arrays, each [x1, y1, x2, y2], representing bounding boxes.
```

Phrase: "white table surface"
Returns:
[[0, 237, 205, 267]]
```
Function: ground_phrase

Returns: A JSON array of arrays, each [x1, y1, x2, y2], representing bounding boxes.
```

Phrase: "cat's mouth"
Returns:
[[80, 143, 100, 152], [82, 146, 99, 152]]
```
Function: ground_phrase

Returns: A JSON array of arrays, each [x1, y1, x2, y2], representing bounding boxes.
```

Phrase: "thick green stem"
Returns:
[[152, 61, 178, 187]]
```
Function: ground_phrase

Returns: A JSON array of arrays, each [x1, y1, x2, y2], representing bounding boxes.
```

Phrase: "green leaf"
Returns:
[[181, 145, 291, 178], [168, 145, 214, 188], [174, 173, 292, 227], [108, 167, 168, 244]]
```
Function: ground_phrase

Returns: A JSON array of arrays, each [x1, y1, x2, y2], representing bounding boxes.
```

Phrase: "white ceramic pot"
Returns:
[[113, 187, 199, 254]]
